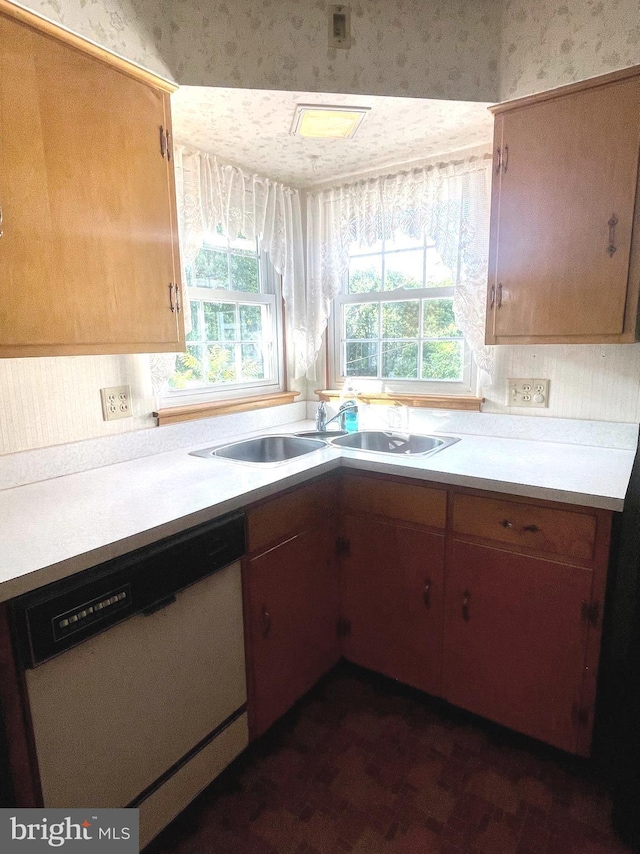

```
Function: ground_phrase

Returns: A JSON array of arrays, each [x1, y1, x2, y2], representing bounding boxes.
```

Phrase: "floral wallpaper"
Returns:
[[20, 0, 175, 79], [171, 87, 494, 187], [499, 0, 640, 99]]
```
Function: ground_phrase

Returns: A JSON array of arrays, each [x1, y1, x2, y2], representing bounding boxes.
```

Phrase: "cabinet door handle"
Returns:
[[501, 518, 513, 529], [462, 590, 471, 622], [261, 605, 271, 638], [175, 283, 181, 313], [523, 524, 540, 533], [489, 285, 495, 309], [607, 214, 618, 257], [495, 147, 502, 174], [502, 144, 509, 173], [497, 283, 503, 308], [166, 129, 172, 161], [168, 283, 175, 312], [159, 125, 167, 159], [423, 578, 431, 609]]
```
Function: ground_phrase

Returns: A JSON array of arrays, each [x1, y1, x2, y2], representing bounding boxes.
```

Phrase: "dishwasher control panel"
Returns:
[[53, 584, 131, 640], [11, 510, 245, 668]]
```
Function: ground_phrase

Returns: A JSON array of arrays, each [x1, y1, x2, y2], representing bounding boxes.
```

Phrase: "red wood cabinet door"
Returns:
[[340, 515, 445, 697], [247, 519, 340, 738], [443, 540, 593, 753]]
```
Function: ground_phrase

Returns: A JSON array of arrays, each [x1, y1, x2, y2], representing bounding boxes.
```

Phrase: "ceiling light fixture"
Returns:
[[291, 104, 371, 139]]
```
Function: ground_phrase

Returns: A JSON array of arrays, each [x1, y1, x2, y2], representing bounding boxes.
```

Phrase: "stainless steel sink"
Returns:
[[190, 435, 327, 464], [327, 430, 459, 457], [294, 430, 348, 439]]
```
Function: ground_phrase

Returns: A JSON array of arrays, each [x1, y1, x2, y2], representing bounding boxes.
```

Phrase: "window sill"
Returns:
[[315, 390, 484, 412], [154, 391, 300, 426]]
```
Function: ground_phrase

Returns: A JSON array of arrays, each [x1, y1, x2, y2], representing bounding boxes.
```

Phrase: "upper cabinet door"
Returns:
[[0, 12, 183, 356], [486, 72, 640, 344]]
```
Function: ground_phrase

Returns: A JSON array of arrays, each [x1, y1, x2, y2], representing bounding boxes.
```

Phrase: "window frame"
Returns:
[[329, 238, 475, 395], [160, 241, 285, 407]]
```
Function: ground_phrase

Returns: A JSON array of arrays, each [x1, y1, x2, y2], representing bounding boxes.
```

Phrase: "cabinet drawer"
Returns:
[[452, 494, 596, 562], [247, 477, 338, 553], [342, 474, 447, 530]]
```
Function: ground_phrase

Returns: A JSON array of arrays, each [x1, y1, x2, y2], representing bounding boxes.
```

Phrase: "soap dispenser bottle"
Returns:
[[343, 399, 359, 433]]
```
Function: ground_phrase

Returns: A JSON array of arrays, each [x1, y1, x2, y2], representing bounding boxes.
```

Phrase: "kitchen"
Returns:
[[1, 0, 640, 851]]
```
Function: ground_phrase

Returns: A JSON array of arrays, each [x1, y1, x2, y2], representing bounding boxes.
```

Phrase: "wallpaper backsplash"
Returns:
[[3, 0, 640, 456]]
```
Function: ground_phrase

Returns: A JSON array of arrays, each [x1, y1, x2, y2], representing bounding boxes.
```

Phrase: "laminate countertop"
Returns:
[[0, 420, 635, 602]]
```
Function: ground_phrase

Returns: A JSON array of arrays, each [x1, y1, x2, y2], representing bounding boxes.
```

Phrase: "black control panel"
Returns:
[[12, 511, 245, 668]]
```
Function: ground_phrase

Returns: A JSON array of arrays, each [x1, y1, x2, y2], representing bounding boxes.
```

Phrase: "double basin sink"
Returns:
[[191, 430, 459, 464]]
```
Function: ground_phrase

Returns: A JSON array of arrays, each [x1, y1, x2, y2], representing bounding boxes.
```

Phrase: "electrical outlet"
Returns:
[[508, 378, 550, 408], [100, 385, 132, 421]]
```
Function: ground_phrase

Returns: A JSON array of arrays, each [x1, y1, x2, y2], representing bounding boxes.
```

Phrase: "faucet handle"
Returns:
[[316, 401, 327, 431]]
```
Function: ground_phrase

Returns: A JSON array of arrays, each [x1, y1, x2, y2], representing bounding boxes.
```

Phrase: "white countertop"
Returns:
[[0, 419, 635, 602]]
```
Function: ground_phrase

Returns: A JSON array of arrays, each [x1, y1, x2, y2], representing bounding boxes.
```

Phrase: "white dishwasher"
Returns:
[[12, 511, 248, 849]]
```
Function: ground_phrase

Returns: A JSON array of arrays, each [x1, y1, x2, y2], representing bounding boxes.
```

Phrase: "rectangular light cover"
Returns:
[[291, 105, 370, 139]]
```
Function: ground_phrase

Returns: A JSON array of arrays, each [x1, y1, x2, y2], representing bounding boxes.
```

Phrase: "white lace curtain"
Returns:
[[306, 154, 494, 381], [174, 147, 307, 375]]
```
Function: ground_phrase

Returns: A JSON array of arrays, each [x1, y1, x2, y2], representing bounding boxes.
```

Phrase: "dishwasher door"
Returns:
[[24, 560, 247, 833]]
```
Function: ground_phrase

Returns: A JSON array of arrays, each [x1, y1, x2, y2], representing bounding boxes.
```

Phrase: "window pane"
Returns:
[[423, 299, 461, 338], [230, 252, 259, 293], [207, 343, 236, 383], [385, 230, 423, 251], [169, 345, 204, 388], [239, 304, 263, 341], [382, 300, 419, 338], [425, 246, 454, 287], [241, 343, 265, 380], [345, 303, 379, 339], [348, 238, 383, 256], [204, 302, 237, 341], [345, 342, 377, 377], [422, 341, 463, 380], [348, 255, 382, 294], [193, 248, 229, 289], [186, 302, 200, 342], [384, 249, 424, 290], [382, 341, 418, 378]]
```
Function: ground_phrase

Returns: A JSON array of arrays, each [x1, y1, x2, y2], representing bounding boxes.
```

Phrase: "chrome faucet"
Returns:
[[316, 400, 358, 431]]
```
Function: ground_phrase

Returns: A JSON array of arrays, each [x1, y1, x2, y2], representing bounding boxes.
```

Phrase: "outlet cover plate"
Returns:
[[508, 378, 550, 408], [100, 385, 132, 421]]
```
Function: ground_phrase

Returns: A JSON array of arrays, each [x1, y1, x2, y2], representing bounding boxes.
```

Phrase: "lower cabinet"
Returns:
[[244, 516, 340, 739], [243, 472, 611, 756], [340, 515, 444, 697], [443, 540, 593, 754]]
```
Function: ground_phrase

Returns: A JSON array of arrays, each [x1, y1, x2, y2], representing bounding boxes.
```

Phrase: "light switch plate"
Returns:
[[100, 385, 132, 421], [508, 378, 550, 408]]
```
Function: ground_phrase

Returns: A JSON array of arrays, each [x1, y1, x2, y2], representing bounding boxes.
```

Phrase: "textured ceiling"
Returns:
[[171, 87, 494, 188]]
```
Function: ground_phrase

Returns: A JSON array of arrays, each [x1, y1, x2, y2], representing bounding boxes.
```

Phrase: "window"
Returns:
[[331, 230, 473, 393], [166, 231, 283, 402]]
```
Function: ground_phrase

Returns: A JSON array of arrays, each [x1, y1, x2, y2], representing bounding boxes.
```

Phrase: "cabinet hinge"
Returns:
[[572, 703, 591, 727], [336, 536, 350, 557], [336, 616, 351, 638], [581, 601, 600, 627]]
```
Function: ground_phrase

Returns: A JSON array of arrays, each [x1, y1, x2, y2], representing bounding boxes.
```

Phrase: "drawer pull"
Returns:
[[462, 590, 471, 622], [523, 524, 540, 533], [501, 519, 513, 529], [261, 605, 271, 638], [423, 578, 431, 609]]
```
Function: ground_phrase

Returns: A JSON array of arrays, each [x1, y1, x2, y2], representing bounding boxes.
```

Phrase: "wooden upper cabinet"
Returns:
[[0, 7, 184, 356], [486, 67, 640, 345]]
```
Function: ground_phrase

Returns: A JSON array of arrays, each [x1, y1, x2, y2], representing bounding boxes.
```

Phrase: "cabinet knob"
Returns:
[[607, 214, 618, 257], [501, 518, 513, 529], [462, 590, 471, 622], [423, 578, 432, 609], [261, 605, 271, 638]]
